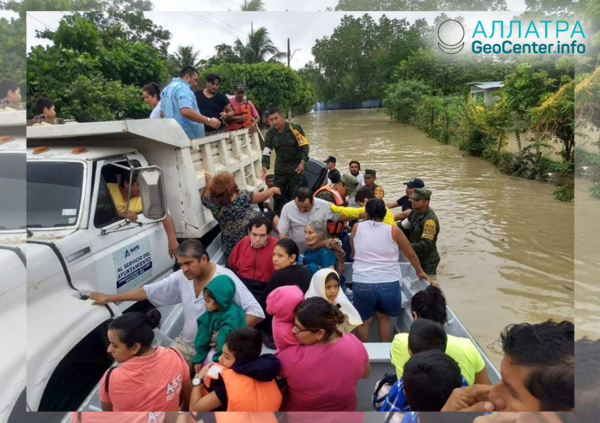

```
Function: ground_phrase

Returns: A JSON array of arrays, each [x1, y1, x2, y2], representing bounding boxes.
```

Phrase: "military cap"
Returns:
[[339, 173, 359, 196], [364, 169, 376, 178], [410, 188, 432, 201]]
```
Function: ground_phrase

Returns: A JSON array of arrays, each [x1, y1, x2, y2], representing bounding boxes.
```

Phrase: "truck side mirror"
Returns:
[[139, 167, 168, 221]]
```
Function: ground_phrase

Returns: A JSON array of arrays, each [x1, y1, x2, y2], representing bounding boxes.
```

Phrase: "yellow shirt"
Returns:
[[107, 183, 143, 214], [330, 204, 396, 226], [390, 332, 486, 385]]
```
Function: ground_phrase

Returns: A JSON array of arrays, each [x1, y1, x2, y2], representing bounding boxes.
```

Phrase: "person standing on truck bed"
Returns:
[[107, 169, 179, 258], [225, 82, 259, 133], [261, 107, 309, 216], [90, 239, 265, 369], [161, 66, 221, 140], [195, 73, 234, 135]]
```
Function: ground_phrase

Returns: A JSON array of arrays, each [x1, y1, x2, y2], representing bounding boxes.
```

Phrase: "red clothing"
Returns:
[[228, 235, 277, 283]]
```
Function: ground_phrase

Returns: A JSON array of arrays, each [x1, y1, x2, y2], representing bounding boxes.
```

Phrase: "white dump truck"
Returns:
[[0, 110, 26, 423], [24, 119, 273, 412]]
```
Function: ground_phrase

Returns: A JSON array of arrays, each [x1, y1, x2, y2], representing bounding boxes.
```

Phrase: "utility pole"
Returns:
[[287, 38, 292, 119]]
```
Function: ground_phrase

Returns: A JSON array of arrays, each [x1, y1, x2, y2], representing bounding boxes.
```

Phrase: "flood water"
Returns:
[[294, 109, 576, 366]]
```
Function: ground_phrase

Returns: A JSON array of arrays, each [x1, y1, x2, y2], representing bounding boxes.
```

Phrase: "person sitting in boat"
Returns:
[[278, 187, 340, 253], [228, 216, 278, 300], [191, 276, 246, 373], [314, 173, 359, 238], [351, 198, 430, 343], [270, 295, 371, 411], [391, 285, 492, 386], [380, 319, 468, 412], [303, 220, 345, 276], [190, 327, 282, 412], [304, 268, 362, 333], [202, 171, 280, 258], [257, 238, 312, 349], [99, 309, 191, 412], [90, 240, 265, 370]]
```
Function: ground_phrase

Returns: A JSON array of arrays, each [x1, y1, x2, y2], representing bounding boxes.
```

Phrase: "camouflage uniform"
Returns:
[[407, 206, 441, 275], [261, 121, 309, 215]]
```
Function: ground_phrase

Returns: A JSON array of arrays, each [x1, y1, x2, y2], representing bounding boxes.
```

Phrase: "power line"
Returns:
[[221, 0, 242, 10], [186, 12, 240, 39], [27, 13, 56, 31], [206, 12, 247, 37], [209, 0, 231, 11]]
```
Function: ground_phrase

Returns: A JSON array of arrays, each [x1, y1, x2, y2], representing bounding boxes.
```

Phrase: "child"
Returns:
[[192, 275, 246, 373], [33, 97, 56, 121], [190, 327, 282, 412], [304, 269, 362, 332], [266, 285, 304, 352], [0, 79, 21, 106], [330, 186, 395, 225], [379, 319, 467, 412]]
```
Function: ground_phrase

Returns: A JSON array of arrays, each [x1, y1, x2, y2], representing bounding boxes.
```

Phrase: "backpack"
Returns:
[[372, 371, 398, 410]]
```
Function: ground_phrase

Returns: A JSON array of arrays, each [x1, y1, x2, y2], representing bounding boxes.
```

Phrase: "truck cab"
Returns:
[[25, 119, 266, 411]]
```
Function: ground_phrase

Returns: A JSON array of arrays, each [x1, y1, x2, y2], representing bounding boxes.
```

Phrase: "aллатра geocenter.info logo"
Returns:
[[438, 19, 586, 55]]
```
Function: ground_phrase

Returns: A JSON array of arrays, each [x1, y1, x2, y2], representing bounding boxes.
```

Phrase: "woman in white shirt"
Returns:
[[142, 82, 162, 119]]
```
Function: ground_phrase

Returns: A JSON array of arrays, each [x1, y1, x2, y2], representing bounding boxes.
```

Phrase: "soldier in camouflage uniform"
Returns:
[[406, 188, 441, 275], [261, 108, 309, 216]]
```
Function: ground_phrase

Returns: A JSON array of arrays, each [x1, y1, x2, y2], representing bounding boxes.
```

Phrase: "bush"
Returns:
[[458, 127, 494, 157], [554, 185, 574, 202]]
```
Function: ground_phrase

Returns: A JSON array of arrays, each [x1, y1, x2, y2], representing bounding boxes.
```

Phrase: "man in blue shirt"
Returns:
[[161, 66, 221, 140]]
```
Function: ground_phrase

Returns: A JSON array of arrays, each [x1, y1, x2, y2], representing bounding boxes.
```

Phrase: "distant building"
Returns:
[[467, 81, 504, 107]]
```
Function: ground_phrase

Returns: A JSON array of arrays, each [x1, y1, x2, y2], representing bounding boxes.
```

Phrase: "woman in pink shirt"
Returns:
[[273, 296, 371, 411], [99, 309, 192, 412]]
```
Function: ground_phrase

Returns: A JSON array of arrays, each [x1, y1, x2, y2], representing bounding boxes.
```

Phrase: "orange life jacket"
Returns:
[[314, 185, 346, 236], [227, 100, 254, 131], [215, 412, 279, 423], [202, 368, 282, 412]]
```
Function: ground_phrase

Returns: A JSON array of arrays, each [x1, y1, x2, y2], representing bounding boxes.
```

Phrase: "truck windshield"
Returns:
[[27, 162, 84, 228], [0, 153, 26, 231]]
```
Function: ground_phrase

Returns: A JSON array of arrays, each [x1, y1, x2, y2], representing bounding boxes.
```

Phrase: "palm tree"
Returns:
[[170, 45, 202, 69], [234, 26, 286, 64], [241, 0, 265, 11]]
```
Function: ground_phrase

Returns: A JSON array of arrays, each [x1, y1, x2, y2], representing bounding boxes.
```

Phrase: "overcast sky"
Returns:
[[27, 1, 527, 70]]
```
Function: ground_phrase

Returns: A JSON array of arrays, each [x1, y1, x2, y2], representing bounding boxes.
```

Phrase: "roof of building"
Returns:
[[468, 81, 504, 90]]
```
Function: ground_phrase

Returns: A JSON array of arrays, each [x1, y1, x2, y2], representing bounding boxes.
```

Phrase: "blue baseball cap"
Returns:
[[404, 178, 425, 189]]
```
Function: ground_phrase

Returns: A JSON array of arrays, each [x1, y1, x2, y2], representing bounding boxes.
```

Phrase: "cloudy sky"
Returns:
[[27, 1, 527, 70]]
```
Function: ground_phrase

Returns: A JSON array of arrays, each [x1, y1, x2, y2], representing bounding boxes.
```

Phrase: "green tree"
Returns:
[[311, 14, 429, 102], [1, 0, 152, 18], [37, 10, 170, 57], [241, 0, 265, 11], [27, 13, 167, 121], [0, 14, 25, 89], [382, 79, 431, 122], [234, 26, 285, 64], [200, 43, 244, 68], [333, 0, 507, 11], [169, 45, 202, 70]]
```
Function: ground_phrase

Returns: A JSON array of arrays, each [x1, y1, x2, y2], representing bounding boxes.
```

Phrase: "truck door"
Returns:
[[85, 158, 174, 308]]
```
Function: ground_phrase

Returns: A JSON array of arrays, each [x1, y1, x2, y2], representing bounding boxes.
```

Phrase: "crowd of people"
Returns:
[[78, 64, 574, 417]]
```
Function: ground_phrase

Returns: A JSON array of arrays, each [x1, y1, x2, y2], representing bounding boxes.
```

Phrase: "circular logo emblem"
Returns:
[[438, 19, 465, 54]]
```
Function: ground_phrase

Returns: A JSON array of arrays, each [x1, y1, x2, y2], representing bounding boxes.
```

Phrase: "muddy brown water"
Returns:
[[293, 109, 577, 366]]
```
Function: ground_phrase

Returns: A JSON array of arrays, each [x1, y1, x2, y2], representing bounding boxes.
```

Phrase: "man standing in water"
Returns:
[[261, 107, 309, 216], [363, 169, 384, 198], [406, 188, 440, 275], [349, 160, 365, 186]]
